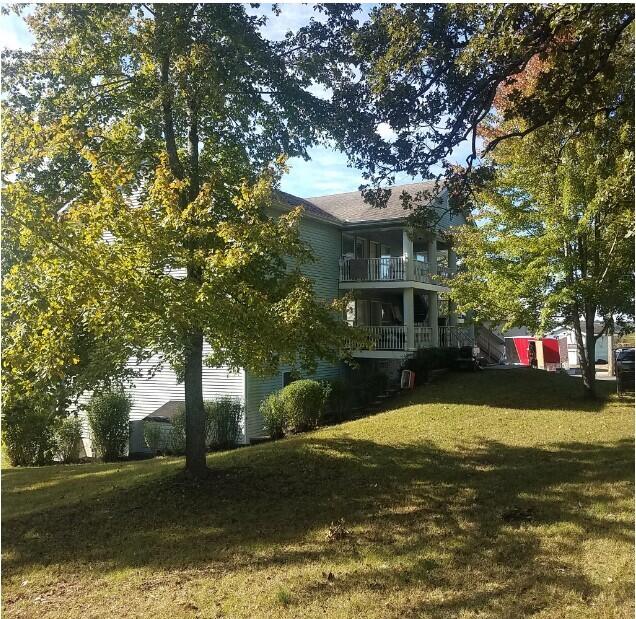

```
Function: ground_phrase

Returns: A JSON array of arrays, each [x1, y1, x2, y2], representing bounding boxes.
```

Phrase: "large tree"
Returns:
[[2, 4, 354, 476], [450, 110, 634, 397], [326, 3, 633, 209]]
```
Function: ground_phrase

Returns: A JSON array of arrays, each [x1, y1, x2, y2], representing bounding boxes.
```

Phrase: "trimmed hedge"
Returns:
[[87, 390, 131, 461], [260, 379, 327, 437]]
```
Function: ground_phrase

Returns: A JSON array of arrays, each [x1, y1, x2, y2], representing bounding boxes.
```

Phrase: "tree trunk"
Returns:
[[156, 13, 207, 476], [582, 308, 597, 398], [183, 328, 207, 477], [572, 315, 594, 398]]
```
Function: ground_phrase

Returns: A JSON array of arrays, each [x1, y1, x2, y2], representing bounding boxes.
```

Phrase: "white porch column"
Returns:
[[427, 235, 438, 275], [402, 228, 414, 280], [403, 287, 415, 350], [429, 291, 439, 346], [448, 247, 458, 327], [448, 247, 457, 275]]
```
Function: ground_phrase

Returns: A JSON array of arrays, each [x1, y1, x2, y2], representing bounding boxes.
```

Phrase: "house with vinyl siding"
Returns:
[[80, 182, 471, 456]]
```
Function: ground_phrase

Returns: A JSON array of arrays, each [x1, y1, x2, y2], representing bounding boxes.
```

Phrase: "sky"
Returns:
[[0, 3, 472, 198]]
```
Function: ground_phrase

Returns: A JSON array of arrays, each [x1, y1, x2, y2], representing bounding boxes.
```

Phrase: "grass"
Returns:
[[2, 369, 634, 618]]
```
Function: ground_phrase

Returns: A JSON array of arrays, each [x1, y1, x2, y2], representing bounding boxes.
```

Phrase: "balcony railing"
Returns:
[[340, 257, 406, 282], [339, 257, 451, 284], [350, 325, 472, 353], [414, 326, 433, 348], [358, 325, 407, 351]]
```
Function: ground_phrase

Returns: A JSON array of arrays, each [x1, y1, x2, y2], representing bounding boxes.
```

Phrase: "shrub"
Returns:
[[260, 391, 286, 439], [281, 379, 326, 433], [86, 390, 131, 461], [168, 406, 186, 454], [2, 400, 57, 466], [206, 397, 242, 450], [322, 378, 356, 423], [348, 369, 388, 407], [54, 416, 83, 463], [167, 399, 243, 454], [143, 420, 167, 455]]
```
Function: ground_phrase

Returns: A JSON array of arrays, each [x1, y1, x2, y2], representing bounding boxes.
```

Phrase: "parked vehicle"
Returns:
[[616, 348, 635, 373], [615, 348, 634, 395]]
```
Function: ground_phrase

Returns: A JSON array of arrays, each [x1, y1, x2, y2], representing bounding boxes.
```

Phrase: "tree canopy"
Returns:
[[2, 3, 354, 475], [326, 3, 633, 208]]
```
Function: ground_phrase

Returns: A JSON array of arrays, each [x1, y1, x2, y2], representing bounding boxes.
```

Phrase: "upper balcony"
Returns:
[[339, 256, 450, 286], [339, 226, 454, 291]]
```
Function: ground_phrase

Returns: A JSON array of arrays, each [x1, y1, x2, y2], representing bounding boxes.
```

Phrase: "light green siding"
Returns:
[[245, 215, 344, 440]]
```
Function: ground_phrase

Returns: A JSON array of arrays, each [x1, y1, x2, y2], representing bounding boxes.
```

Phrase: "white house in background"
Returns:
[[79, 182, 471, 455], [548, 322, 612, 368]]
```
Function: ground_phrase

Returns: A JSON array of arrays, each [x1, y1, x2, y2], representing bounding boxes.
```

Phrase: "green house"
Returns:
[[81, 182, 471, 455]]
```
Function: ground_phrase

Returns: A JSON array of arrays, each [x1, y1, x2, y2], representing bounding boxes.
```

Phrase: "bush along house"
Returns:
[[82, 182, 472, 455]]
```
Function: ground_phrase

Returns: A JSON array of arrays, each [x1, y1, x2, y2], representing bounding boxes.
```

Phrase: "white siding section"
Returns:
[[76, 342, 246, 455], [125, 344, 244, 421]]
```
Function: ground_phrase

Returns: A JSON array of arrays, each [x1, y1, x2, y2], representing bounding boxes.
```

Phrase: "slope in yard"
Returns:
[[2, 370, 634, 618]]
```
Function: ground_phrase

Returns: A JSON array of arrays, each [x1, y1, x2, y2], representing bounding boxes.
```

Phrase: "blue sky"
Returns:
[[1, 3, 472, 198]]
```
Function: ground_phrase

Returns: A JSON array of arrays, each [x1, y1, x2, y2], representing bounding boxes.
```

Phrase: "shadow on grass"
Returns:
[[3, 429, 634, 616]]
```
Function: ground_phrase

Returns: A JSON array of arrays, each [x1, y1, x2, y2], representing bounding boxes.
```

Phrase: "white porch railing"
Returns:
[[347, 325, 472, 354], [357, 325, 406, 350], [414, 326, 433, 348], [413, 260, 433, 283], [339, 257, 407, 282]]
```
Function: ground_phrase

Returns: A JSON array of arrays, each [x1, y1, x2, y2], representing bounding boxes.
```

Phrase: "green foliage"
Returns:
[[322, 378, 356, 423], [207, 397, 243, 450], [318, 5, 635, 229], [87, 390, 131, 461], [54, 416, 83, 464], [403, 348, 461, 383], [167, 398, 243, 454], [2, 399, 57, 467], [260, 379, 327, 438], [167, 409, 186, 455], [260, 392, 286, 440], [451, 110, 634, 395], [348, 369, 389, 408], [143, 421, 167, 456], [2, 3, 356, 474], [279, 379, 327, 433]]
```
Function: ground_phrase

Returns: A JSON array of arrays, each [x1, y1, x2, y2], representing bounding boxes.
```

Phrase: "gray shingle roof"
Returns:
[[305, 181, 441, 224], [276, 191, 342, 224]]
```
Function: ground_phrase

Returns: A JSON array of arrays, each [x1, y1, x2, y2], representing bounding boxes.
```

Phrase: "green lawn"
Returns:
[[2, 370, 634, 618]]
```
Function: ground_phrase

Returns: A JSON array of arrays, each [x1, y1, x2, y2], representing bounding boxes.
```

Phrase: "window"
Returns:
[[342, 233, 355, 259], [282, 371, 298, 388], [355, 236, 368, 259]]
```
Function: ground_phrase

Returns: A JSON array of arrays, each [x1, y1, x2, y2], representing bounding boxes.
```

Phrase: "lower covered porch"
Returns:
[[346, 289, 473, 357]]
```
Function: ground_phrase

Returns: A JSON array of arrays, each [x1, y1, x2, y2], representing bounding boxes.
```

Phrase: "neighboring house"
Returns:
[[548, 322, 612, 368], [79, 182, 471, 455]]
